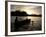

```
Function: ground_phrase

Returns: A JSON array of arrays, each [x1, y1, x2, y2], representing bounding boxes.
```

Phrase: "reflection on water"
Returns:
[[28, 16, 41, 21], [27, 16, 42, 26], [27, 16, 42, 31]]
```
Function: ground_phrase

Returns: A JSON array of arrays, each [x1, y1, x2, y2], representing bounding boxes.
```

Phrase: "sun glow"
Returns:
[[20, 8, 33, 15], [26, 10, 33, 15]]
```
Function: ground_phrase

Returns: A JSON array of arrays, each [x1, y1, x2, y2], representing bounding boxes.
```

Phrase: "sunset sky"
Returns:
[[11, 5, 42, 15]]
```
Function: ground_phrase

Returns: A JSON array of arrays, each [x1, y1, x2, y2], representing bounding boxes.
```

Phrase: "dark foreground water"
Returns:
[[11, 16, 42, 32]]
